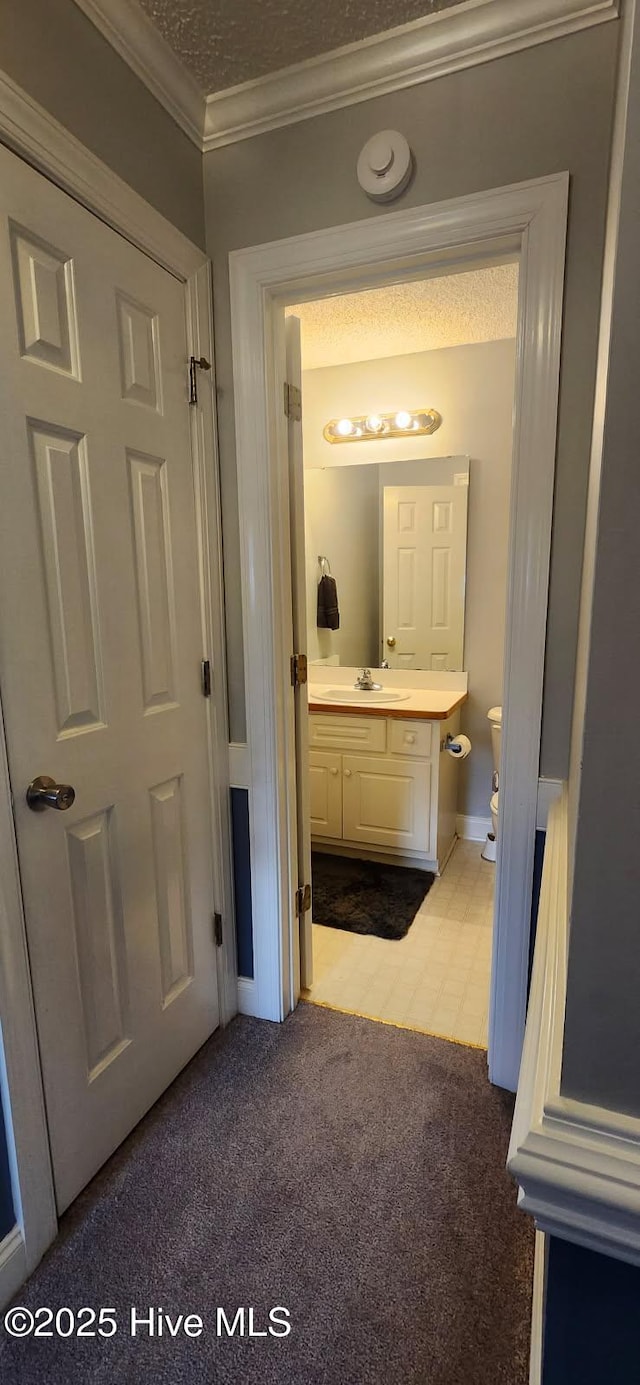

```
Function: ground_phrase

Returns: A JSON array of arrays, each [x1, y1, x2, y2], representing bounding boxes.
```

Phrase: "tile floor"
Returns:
[[307, 838, 494, 1047]]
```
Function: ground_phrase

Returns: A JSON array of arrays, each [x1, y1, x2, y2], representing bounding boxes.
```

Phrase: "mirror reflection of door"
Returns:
[[304, 455, 469, 673], [382, 478, 468, 670]]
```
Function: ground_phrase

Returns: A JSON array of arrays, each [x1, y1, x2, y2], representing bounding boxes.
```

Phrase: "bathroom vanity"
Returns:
[[308, 674, 467, 874]]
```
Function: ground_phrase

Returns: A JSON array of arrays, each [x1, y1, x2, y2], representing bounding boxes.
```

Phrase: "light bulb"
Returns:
[[336, 418, 354, 437], [365, 414, 384, 433], [394, 410, 412, 430]]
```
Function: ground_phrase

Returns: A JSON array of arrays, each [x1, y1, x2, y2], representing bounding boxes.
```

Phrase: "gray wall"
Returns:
[[304, 465, 380, 670], [0, 0, 205, 247], [204, 24, 619, 748], [561, 11, 640, 1116]]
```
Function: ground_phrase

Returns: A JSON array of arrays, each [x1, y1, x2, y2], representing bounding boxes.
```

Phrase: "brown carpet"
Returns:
[[0, 1006, 532, 1384]]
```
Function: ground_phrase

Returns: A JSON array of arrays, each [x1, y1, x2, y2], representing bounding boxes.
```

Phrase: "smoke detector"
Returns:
[[357, 131, 413, 203]]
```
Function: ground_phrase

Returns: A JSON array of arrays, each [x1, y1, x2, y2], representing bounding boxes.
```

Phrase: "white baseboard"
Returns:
[[529, 1230, 547, 1385], [0, 1225, 26, 1310], [456, 814, 492, 841], [536, 777, 563, 829], [228, 743, 250, 790], [457, 777, 562, 841], [236, 976, 258, 1015]]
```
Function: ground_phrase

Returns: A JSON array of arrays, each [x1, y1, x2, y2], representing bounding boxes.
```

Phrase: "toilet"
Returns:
[[482, 706, 502, 862]]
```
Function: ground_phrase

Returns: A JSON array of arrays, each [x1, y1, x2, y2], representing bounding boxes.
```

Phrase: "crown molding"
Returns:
[[71, 0, 618, 154], [509, 788, 640, 1267], [203, 0, 619, 150], [71, 0, 205, 148]]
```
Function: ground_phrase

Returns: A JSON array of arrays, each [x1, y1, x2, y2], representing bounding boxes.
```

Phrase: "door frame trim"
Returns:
[[0, 68, 234, 1301], [229, 173, 568, 1088]]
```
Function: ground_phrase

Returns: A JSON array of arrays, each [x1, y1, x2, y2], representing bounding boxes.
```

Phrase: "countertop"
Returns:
[[308, 687, 467, 721]]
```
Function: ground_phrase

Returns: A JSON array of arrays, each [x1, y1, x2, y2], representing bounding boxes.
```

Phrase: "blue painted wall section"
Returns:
[[230, 787, 254, 979], [543, 1237, 640, 1384], [0, 1096, 15, 1239]]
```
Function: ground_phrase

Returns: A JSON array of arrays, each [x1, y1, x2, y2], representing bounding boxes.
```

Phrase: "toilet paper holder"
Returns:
[[441, 732, 470, 756]]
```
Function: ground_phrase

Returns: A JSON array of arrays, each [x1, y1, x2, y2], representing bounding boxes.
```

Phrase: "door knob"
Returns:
[[386, 636, 396, 647], [26, 776, 76, 812]]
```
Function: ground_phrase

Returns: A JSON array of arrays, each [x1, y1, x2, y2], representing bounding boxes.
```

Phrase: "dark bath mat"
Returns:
[[311, 851, 434, 940]]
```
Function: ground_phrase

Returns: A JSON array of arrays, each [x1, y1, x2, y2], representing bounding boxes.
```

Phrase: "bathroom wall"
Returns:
[[204, 23, 618, 762], [305, 465, 380, 669], [301, 340, 515, 819], [0, 0, 205, 246]]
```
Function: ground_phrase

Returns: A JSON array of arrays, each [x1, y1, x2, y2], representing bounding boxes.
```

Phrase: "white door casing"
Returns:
[[229, 174, 568, 1092], [0, 142, 221, 1213], [383, 483, 468, 670], [285, 317, 313, 990]]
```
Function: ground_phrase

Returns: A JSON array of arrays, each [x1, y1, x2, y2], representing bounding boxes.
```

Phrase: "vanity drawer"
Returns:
[[308, 714, 387, 754], [388, 719, 432, 758]]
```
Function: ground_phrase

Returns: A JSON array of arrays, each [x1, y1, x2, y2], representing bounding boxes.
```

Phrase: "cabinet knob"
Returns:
[[344, 768, 352, 777], [330, 766, 338, 776], [406, 733, 416, 744]]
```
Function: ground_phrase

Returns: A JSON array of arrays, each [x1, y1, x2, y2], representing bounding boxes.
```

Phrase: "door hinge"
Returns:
[[189, 354, 211, 406], [213, 912, 223, 947], [290, 653, 308, 688], [295, 884, 311, 917], [201, 659, 212, 697], [284, 381, 302, 422]]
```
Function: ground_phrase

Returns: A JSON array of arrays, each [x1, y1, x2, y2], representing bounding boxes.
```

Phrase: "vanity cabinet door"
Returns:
[[342, 755, 431, 852], [309, 751, 343, 838]]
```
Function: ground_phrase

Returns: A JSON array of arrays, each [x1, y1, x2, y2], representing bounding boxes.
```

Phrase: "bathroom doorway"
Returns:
[[229, 175, 568, 1090], [288, 265, 517, 1049]]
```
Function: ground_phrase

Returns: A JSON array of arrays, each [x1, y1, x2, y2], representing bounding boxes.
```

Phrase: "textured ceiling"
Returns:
[[137, 0, 466, 94], [287, 264, 519, 371]]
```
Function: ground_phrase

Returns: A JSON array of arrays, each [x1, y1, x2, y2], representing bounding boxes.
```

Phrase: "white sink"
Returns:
[[310, 686, 410, 704]]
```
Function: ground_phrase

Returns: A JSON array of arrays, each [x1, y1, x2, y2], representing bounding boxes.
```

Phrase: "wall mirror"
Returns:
[[304, 455, 469, 672]]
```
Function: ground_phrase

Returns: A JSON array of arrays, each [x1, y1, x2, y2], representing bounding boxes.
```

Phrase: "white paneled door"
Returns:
[[0, 144, 219, 1211], [383, 484, 467, 669]]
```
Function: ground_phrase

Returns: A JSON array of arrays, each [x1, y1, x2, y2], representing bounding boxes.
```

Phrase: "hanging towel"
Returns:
[[317, 574, 340, 630]]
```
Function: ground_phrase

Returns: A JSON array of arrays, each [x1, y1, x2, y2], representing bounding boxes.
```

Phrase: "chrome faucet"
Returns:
[[354, 668, 382, 691]]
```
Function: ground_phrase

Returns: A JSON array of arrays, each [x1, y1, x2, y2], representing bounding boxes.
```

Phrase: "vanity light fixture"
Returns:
[[323, 407, 442, 445]]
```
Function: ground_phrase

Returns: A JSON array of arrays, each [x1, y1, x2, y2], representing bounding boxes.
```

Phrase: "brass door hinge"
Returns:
[[284, 381, 302, 422], [213, 912, 223, 947], [290, 653, 308, 688], [295, 884, 311, 917]]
